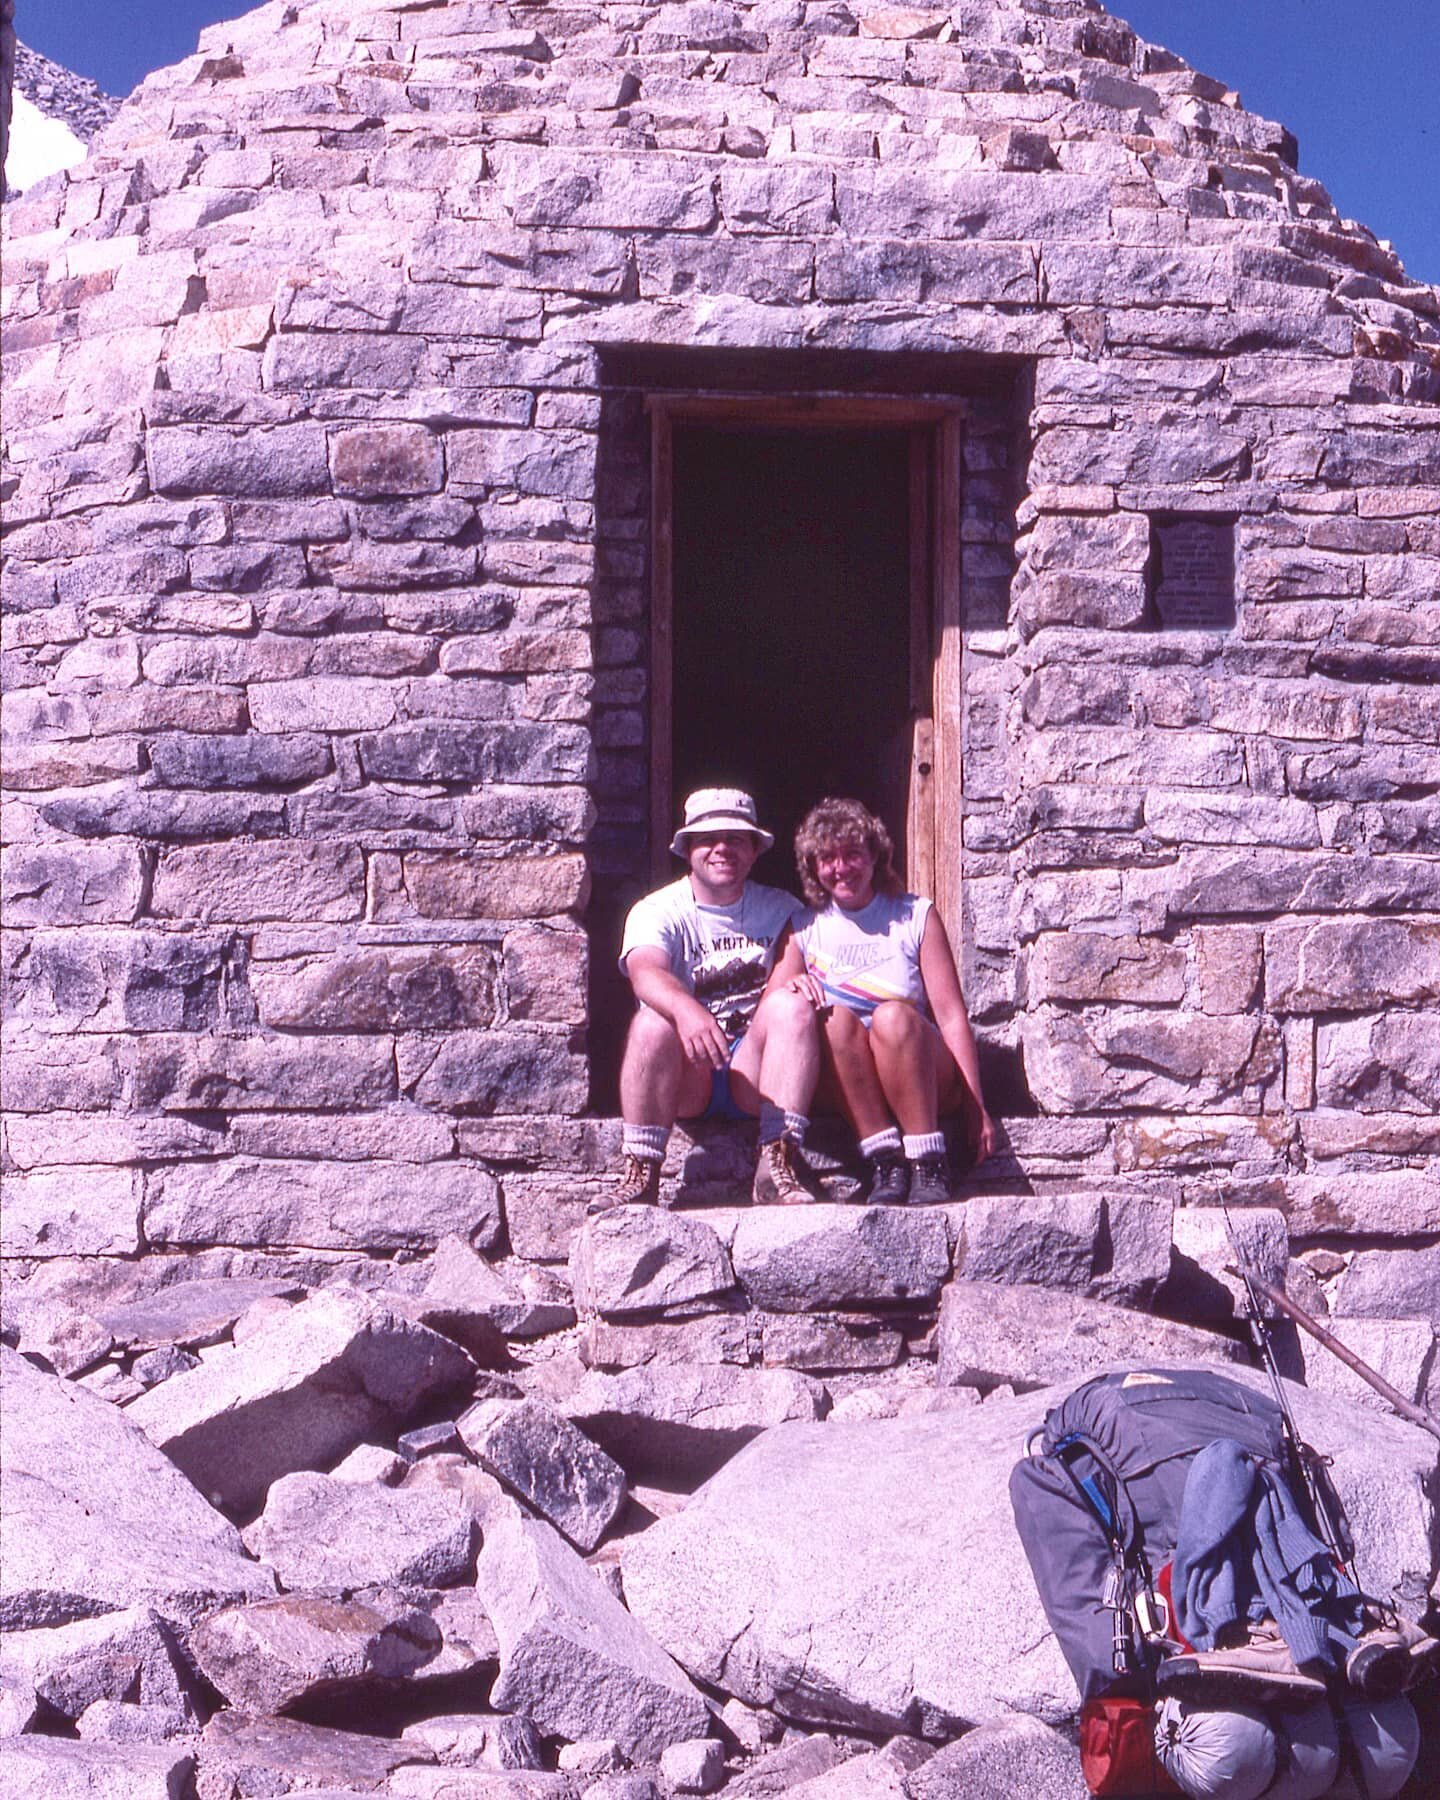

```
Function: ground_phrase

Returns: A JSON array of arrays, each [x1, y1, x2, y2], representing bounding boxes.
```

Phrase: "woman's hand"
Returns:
[[968, 1105, 998, 1167], [786, 971, 828, 1010]]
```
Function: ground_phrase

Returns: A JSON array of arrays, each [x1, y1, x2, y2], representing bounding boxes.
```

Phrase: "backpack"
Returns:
[[1009, 1368, 1355, 1799]]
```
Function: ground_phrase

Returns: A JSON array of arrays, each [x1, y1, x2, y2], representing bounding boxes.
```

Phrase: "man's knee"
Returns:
[[623, 1006, 682, 1070], [754, 986, 821, 1041]]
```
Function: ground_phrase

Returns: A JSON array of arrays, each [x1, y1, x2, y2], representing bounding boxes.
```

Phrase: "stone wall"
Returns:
[[2, 1, 1438, 1329]]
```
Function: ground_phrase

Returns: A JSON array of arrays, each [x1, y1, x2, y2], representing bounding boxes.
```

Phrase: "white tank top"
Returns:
[[794, 892, 932, 1023]]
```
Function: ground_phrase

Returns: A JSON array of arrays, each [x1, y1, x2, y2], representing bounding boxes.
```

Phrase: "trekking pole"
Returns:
[[1219, 1201, 1356, 1575], [1223, 1263, 1440, 1445]]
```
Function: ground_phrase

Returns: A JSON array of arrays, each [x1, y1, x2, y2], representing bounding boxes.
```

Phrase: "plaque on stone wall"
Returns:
[[1151, 516, 1236, 629]]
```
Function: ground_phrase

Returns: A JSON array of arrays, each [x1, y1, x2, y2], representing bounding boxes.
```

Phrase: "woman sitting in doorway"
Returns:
[[766, 796, 997, 1204]]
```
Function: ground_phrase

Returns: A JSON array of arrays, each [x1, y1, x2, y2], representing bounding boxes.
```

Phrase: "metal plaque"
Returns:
[[1152, 517, 1236, 630]]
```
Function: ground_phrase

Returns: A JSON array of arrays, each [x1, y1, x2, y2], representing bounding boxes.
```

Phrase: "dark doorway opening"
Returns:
[[671, 424, 916, 888]]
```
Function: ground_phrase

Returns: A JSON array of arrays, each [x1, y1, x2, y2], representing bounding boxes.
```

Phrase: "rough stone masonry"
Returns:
[[1, 6, 1438, 1787]]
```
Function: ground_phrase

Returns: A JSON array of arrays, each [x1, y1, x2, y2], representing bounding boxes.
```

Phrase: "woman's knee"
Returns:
[[869, 1001, 925, 1047], [823, 1004, 869, 1052]]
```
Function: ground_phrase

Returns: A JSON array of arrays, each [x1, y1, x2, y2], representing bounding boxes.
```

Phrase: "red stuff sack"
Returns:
[[1080, 1696, 1184, 1797]]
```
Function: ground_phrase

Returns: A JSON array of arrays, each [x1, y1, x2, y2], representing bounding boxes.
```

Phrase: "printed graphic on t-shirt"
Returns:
[[806, 944, 912, 1018], [692, 938, 771, 1038]]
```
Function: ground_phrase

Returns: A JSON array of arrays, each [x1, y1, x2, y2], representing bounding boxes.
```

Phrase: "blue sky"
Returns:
[[18, 0, 1439, 284]]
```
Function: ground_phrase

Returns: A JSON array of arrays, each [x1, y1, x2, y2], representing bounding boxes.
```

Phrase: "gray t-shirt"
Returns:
[[620, 876, 800, 1039]]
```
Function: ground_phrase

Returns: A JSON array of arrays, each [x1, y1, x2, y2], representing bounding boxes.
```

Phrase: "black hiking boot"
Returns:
[[907, 1153, 952, 1206], [865, 1150, 910, 1206]]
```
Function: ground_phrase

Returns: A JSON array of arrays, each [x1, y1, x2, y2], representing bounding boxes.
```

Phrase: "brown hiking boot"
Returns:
[[752, 1136, 817, 1206], [589, 1154, 661, 1215], [1155, 1617, 1327, 1705]]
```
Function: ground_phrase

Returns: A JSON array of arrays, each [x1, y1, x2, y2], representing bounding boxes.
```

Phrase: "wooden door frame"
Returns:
[[647, 393, 965, 946]]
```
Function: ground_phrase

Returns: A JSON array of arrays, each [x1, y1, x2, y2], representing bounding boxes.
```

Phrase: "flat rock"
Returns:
[[955, 1194, 1101, 1290], [75, 1699, 195, 1744], [194, 1709, 428, 1794], [390, 1772, 578, 1799], [1334, 1246, 1440, 1325], [457, 1396, 628, 1553], [569, 1209, 736, 1317], [476, 1515, 711, 1763], [729, 1207, 950, 1312], [558, 1364, 829, 1484], [0, 1604, 199, 1723], [0, 1346, 274, 1632], [401, 1711, 546, 1771], [903, 1715, 1086, 1799], [622, 1370, 1436, 1738], [730, 1736, 859, 1795], [189, 1591, 443, 1714], [384, 1236, 575, 1361], [126, 1287, 475, 1512], [91, 1276, 303, 1352], [1, 1736, 197, 1799], [581, 1313, 751, 1371], [935, 1282, 1245, 1391], [243, 1471, 478, 1592], [1299, 1317, 1437, 1418], [1166, 1206, 1290, 1322]]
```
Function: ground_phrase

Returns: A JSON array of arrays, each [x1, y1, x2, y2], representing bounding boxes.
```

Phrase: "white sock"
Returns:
[[904, 1131, 946, 1162], [622, 1125, 669, 1163], [860, 1128, 903, 1159], [760, 1104, 809, 1146]]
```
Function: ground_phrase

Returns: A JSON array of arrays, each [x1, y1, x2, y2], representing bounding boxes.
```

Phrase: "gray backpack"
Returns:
[[1008, 1367, 1349, 1705]]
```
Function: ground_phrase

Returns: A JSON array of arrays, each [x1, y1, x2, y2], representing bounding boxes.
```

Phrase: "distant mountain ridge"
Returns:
[[14, 38, 120, 143], [4, 37, 121, 196]]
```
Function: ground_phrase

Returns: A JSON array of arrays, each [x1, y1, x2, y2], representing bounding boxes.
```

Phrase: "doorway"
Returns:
[[671, 423, 912, 883], [650, 396, 964, 919]]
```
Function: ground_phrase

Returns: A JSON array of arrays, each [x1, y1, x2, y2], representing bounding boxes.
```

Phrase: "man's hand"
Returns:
[[674, 996, 730, 1070]]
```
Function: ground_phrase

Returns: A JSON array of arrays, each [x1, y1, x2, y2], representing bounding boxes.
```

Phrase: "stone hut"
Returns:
[[2, 2, 1438, 1341]]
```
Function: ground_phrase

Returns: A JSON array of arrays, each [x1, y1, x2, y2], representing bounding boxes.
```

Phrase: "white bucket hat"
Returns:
[[669, 787, 775, 856]]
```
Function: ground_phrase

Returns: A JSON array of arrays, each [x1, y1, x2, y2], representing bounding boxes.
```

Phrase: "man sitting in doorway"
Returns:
[[603, 788, 823, 1212]]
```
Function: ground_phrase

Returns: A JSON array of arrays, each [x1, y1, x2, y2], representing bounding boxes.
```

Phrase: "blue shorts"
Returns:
[[705, 1034, 749, 1121]]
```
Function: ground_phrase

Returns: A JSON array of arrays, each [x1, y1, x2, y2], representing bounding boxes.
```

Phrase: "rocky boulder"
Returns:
[[558, 1364, 828, 1484], [242, 1471, 478, 1593], [0, 1346, 274, 1633], [457, 1396, 628, 1553], [190, 1591, 442, 1715], [570, 1209, 736, 1317], [125, 1287, 475, 1512], [2, 1735, 198, 1799], [621, 1369, 1438, 1738], [935, 1282, 1245, 1391], [476, 1515, 711, 1763]]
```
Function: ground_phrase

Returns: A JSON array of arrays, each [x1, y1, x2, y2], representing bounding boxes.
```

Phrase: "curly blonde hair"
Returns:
[[794, 797, 904, 909]]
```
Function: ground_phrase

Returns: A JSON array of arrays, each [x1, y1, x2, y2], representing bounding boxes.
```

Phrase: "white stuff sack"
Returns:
[[1154, 1697, 1278, 1800], [1261, 1701, 1339, 1800], [1328, 1695, 1421, 1800]]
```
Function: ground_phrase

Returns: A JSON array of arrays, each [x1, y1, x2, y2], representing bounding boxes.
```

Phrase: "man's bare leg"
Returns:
[[730, 987, 823, 1204], [602, 1008, 712, 1211]]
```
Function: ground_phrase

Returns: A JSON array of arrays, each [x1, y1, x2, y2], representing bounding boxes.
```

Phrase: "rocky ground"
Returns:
[[3, 1187, 1437, 1800]]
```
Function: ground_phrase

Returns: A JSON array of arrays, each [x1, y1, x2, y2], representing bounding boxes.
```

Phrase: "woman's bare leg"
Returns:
[[868, 1001, 964, 1136], [816, 1005, 894, 1139]]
